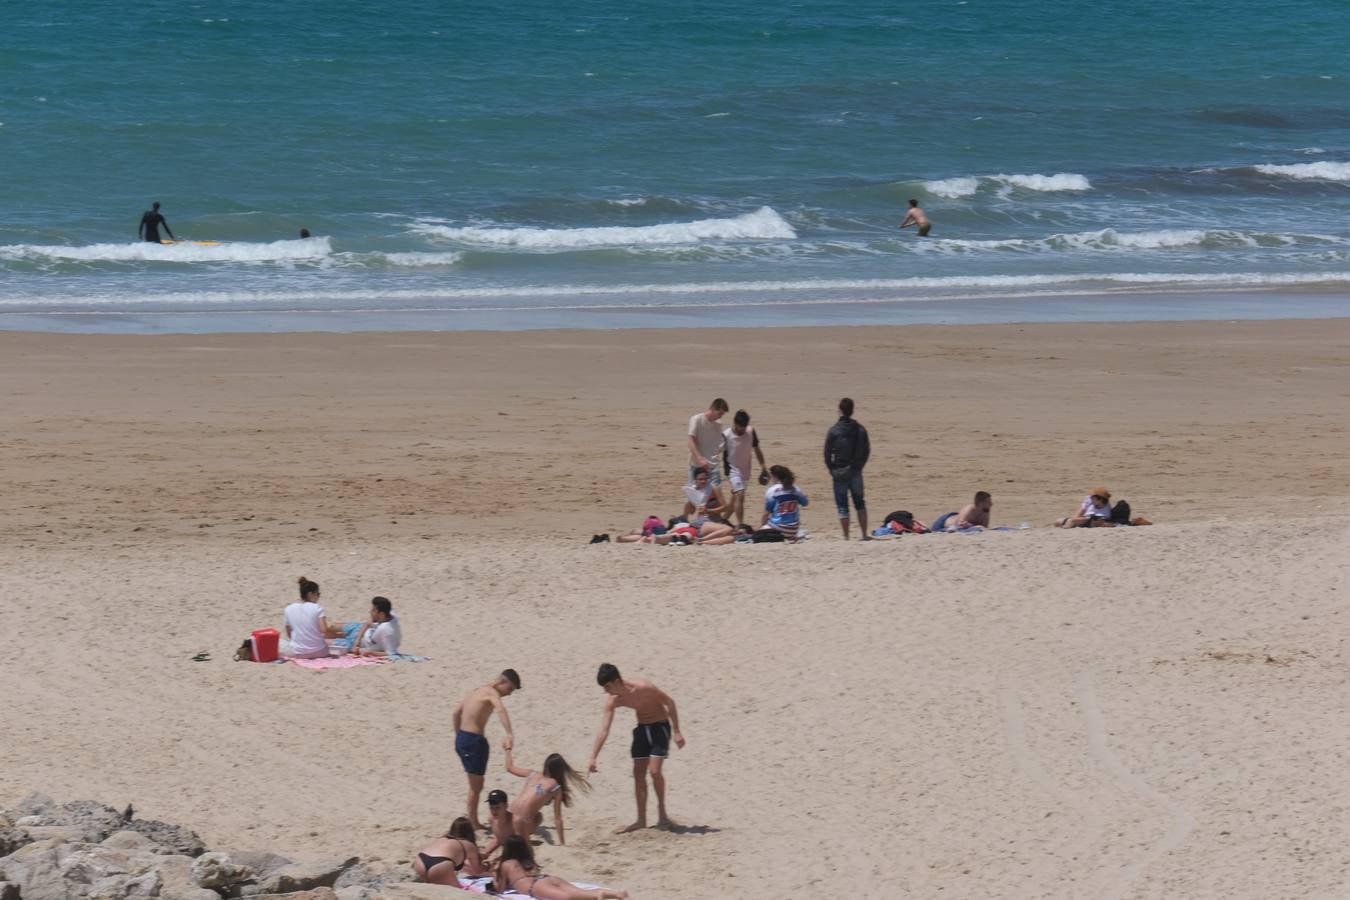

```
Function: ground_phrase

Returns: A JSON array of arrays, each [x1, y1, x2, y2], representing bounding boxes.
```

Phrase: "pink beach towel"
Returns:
[[288, 655, 390, 670]]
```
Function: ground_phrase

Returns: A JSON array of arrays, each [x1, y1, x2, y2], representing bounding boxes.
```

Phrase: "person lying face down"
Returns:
[[412, 816, 486, 883], [955, 491, 993, 529], [494, 834, 629, 900]]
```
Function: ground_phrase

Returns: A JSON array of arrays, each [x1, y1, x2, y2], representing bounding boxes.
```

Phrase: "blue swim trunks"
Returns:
[[455, 730, 490, 776]]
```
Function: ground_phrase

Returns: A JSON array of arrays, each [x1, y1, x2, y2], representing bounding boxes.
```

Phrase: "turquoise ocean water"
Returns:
[[3, 0, 1349, 332]]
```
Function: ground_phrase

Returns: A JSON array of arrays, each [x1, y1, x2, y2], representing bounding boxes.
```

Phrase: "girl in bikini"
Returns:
[[412, 816, 486, 884], [503, 746, 590, 847], [493, 835, 628, 900]]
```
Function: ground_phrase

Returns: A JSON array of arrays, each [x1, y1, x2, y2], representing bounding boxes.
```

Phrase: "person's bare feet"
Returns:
[[655, 816, 679, 830], [616, 821, 647, 834]]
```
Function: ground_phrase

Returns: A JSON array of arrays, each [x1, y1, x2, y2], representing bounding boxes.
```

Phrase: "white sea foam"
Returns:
[[922, 177, 980, 198], [6, 270, 1350, 311], [908, 228, 1338, 255], [1252, 161, 1350, 181], [919, 173, 1091, 198], [409, 207, 796, 249], [377, 251, 463, 267], [990, 173, 1092, 192], [0, 237, 332, 263]]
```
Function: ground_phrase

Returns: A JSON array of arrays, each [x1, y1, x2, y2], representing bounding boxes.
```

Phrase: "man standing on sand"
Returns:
[[899, 198, 931, 237], [138, 202, 175, 244], [453, 669, 521, 831], [687, 398, 729, 488], [723, 409, 768, 526], [825, 397, 871, 540], [588, 663, 685, 833]]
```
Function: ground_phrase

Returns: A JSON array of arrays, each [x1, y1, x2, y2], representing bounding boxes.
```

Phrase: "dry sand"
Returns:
[[2, 319, 1350, 899]]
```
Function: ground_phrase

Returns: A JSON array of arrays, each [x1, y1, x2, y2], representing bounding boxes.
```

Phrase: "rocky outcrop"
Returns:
[[0, 796, 416, 900]]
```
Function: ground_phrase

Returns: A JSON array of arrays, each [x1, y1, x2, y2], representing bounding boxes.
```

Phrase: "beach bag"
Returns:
[[1109, 500, 1132, 525], [751, 529, 786, 543]]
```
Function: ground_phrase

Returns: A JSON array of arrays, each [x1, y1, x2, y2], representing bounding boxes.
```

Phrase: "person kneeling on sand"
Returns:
[[412, 816, 487, 883], [495, 835, 628, 900], [482, 789, 513, 859], [503, 746, 590, 846], [761, 465, 809, 542], [1056, 487, 1114, 527], [682, 466, 728, 524]]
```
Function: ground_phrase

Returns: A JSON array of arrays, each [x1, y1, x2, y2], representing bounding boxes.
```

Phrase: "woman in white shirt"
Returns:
[[283, 576, 338, 658]]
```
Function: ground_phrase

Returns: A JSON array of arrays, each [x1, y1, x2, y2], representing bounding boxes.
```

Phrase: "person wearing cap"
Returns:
[[453, 669, 521, 832], [1056, 487, 1114, 527], [482, 789, 513, 859]]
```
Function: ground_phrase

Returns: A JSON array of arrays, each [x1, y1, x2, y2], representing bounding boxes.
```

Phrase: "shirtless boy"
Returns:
[[453, 669, 520, 831], [900, 198, 931, 236], [587, 663, 686, 833], [955, 491, 993, 529]]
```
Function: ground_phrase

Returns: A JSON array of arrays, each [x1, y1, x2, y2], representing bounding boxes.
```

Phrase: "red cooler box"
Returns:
[[250, 628, 280, 663]]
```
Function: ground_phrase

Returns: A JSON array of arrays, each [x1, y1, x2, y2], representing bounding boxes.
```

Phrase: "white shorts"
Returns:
[[728, 467, 748, 493]]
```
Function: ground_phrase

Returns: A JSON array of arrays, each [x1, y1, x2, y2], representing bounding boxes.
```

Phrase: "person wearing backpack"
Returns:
[[824, 397, 871, 540]]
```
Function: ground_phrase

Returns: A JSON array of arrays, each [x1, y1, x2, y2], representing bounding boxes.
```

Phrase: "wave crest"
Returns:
[[1251, 161, 1350, 182], [0, 237, 331, 263], [410, 207, 796, 249], [918, 172, 1091, 198]]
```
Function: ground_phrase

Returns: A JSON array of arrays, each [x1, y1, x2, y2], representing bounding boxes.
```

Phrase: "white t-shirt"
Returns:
[[723, 425, 756, 476], [688, 413, 724, 466], [1079, 496, 1112, 518], [683, 482, 714, 509], [363, 616, 402, 655], [283, 601, 328, 656]]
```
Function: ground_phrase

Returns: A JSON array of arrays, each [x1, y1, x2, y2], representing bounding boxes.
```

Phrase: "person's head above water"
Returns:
[[909, 198, 919, 208], [297, 576, 320, 600], [151, 201, 161, 211], [299, 228, 311, 238]]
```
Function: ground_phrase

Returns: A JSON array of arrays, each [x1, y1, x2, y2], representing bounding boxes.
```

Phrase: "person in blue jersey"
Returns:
[[137, 202, 175, 243], [761, 464, 808, 541]]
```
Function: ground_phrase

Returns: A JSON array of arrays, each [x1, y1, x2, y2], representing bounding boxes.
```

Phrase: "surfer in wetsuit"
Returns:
[[138, 202, 175, 243]]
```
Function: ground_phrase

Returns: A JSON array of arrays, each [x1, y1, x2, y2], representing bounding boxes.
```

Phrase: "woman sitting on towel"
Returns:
[[503, 746, 589, 846], [412, 816, 486, 883], [281, 576, 342, 659], [494, 835, 628, 900], [1055, 487, 1114, 528]]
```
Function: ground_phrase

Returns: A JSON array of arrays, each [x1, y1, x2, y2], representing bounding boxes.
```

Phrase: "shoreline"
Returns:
[[2, 286, 1348, 334]]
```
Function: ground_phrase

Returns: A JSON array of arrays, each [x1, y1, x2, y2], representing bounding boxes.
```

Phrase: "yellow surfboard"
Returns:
[[161, 239, 222, 246]]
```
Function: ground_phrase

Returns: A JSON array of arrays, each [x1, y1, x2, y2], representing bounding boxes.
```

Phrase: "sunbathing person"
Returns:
[[934, 491, 994, 531], [494, 835, 628, 900], [616, 515, 734, 545], [412, 816, 486, 883], [503, 746, 590, 846], [340, 596, 402, 657], [282, 576, 341, 659], [1056, 487, 1114, 527], [760, 464, 809, 541]]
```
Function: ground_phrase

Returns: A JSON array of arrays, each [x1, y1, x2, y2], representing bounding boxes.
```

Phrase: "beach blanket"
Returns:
[[288, 655, 389, 670], [457, 875, 604, 894]]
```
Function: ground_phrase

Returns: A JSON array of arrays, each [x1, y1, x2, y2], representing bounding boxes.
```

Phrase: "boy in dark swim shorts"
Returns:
[[587, 663, 686, 833], [453, 669, 521, 831]]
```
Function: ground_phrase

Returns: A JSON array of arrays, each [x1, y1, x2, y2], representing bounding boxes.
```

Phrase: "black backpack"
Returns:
[[1109, 500, 1132, 525]]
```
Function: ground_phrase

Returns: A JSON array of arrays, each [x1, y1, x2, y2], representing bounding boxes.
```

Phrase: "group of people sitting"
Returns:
[[413, 747, 627, 899], [278, 576, 403, 659], [616, 462, 809, 545]]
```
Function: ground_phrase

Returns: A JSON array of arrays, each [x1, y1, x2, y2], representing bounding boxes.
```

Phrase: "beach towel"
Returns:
[[457, 875, 605, 895], [386, 653, 431, 662], [288, 655, 389, 670]]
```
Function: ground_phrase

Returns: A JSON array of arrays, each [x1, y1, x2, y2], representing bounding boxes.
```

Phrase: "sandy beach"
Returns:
[[3, 318, 1350, 899]]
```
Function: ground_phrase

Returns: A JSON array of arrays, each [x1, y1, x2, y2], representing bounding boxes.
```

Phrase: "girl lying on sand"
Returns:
[[494, 834, 628, 900]]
